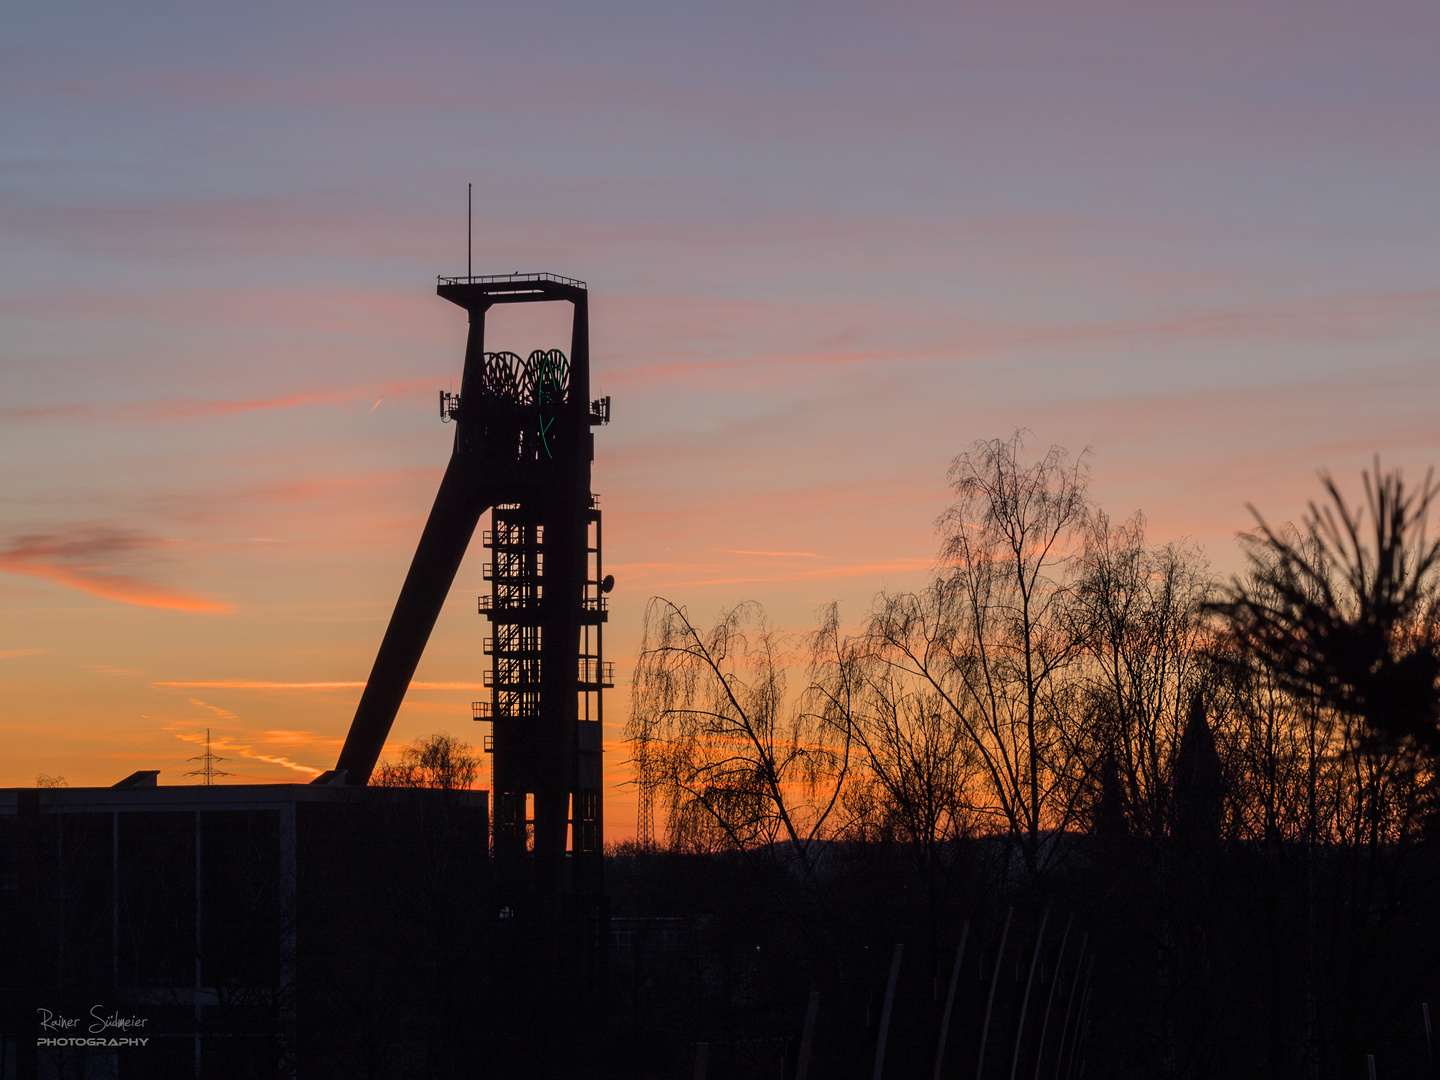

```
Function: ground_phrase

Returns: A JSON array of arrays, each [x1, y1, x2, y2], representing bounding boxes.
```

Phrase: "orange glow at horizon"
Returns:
[[3, 0, 1440, 846], [152, 680, 488, 690]]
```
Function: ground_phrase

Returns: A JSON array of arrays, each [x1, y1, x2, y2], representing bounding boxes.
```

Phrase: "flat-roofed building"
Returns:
[[0, 775, 489, 1078]]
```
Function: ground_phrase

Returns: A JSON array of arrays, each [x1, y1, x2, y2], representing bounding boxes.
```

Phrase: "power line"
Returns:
[[185, 728, 233, 785]]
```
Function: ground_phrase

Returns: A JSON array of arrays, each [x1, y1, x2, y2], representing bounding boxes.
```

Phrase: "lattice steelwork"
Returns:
[[332, 272, 610, 926], [482, 511, 544, 723], [479, 498, 610, 890]]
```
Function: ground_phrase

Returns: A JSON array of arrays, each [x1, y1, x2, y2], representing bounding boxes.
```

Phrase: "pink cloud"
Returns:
[[722, 549, 823, 558], [639, 557, 935, 591], [0, 380, 431, 424], [598, 288, 1440, 388], [0, 529, 230, 613]]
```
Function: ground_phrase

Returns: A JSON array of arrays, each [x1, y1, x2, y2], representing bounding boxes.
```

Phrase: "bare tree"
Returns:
[[830, 664, 977, 855], [859, 583, 1017, 840], [627, 598, 852, 871], [936, 431, 1091, 862], [1072, 512, 1213, 839], [811, 600, 981, 981], [374, 732, 480, 790]]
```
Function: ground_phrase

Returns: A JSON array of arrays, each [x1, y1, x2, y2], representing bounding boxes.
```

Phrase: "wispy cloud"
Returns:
[[0, 381, 426, 424], [642, 557, 934, 590], [601, 289, 1440, 387], [722, 549, 824, 559], [0, 648, 46, 660], [168, 725, 321, 777], [152, 679, 486, 690], [188, 697, 237, 720], [157, 680, 364, 689], [0, 529, 230, 613]]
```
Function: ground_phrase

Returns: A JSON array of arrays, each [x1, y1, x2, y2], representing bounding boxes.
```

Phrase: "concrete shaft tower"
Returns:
[[332, 272, 609, 910]]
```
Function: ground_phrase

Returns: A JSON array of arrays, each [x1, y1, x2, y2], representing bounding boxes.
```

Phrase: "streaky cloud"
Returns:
[[0, 380, 427, 424], [0, 529, 229, 613], [152, 679, 486, 690]]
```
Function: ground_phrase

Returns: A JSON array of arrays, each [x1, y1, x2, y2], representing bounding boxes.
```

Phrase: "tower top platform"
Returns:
[[437, 273, 587, 308], [437, 271, 585, 288]]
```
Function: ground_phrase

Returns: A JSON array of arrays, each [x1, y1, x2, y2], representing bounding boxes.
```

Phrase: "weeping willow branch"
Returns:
[[627, 598, 853, 871]]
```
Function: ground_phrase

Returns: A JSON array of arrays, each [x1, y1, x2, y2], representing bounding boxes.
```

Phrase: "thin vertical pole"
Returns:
[[278, 800, 298, 1080], [1032, 916, 1072, 1080], [467, 183, 473, 279], [194, 809, 203, 1080], [976, 909, 1014, 1080], [1366, 1054, 1377, 1080], [874, 944, 904, 1080], [694, 1042, 709, 1080], [1063, 958, 1094, 1080], [1010, 910, 1050, 1080], [111, 811, 119, 987], [1424, 1003, 1435, 1078], [796, 991, 820, 1080], [1052, 934, 1087, 1080], [934, 922, 970, 1080]]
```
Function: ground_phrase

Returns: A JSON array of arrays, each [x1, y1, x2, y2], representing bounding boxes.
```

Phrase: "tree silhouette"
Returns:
[[1072, 511, 1212, 840], [936, 431, 1091, 863], [373, 732, 480, 790], [1211, 464, 1440, 755], [627, 598, 852, 870]]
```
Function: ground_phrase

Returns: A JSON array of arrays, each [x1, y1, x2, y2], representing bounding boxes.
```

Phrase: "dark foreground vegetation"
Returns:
[[598, 798, 1440, 1080], [618, 435, 1440, 1080]]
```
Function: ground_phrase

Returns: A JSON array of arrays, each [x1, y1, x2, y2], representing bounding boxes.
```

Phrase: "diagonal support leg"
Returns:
[[335, 455, 493, 784]]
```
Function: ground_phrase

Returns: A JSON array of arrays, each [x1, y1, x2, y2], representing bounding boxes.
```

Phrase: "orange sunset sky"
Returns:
[[3, 0, 1440, 841]]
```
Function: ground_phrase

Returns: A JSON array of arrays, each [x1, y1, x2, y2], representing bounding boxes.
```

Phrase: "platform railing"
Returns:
[[437, 271, 586, 288]]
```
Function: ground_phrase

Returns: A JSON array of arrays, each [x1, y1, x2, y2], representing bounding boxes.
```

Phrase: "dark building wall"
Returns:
[[293, 796, 492, 1079], [198, 810, 283, 991], [0, 784, 488, 1079], [117, 810, 196, 988]]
